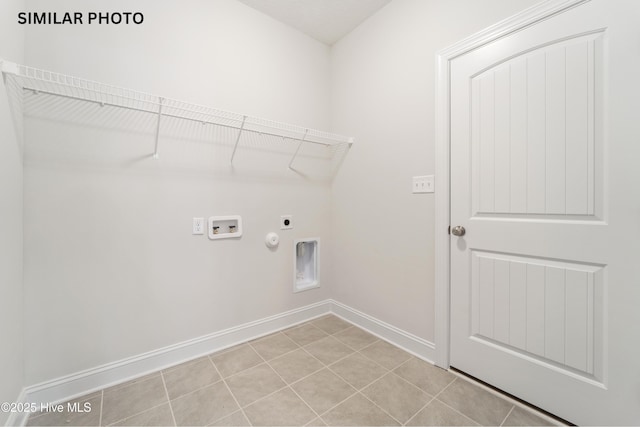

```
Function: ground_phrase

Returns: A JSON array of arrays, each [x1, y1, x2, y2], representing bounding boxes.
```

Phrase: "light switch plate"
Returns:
[[412, 175, 434, 193]]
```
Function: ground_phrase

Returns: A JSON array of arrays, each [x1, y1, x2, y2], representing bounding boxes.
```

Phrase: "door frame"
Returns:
[[433, 0, 589, 368]]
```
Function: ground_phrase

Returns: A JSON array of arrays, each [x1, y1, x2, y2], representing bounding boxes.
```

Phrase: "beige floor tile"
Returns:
[[162, 357, 221, 400], [209, 410, 250, 426], [329, 352, 388, 390], [284, 323, 329, 346], [25, 322, 563, 427], [210, 344, 262, 378], [27, 395, 102, 426], [244, 388, 316, 426], [406, 399, 479, 426], [225, 363, 286, 407], [437, 378, 513, 426], [269, 348, 324, 383], [393, 357, 456, 396], [362, 373, 431, 423], [171, 381, 238, 426], [311, 315, 352, 335], [291, 369, 356, 414], [322, 393, 400, 426], [359, 340, 412, 370], [111, 403, 175, 426], [304, 336, 355, 365], [250, 332, 299, 361], [333, 326, 378, 350], [102, 375, 168, 425], [503, 406, 555, 426]]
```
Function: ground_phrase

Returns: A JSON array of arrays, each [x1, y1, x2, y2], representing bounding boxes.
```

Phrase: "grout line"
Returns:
[[247, 341, 323, 422], [357, 370, 435, 426], [208, 355, 252, 426], [247, 337, 361, 421], [300, 326, 398, 394], [428, 379, 488, 425], [298, 334, 404, 423], [157, 361, 230, 401], [501, 405, 516, 426], [302, 340, 358, 371], [392, 356, 415, 372], [379, 370, 434, 400], [105, 402, 173, 427], [208, 350, 263, 381], [280, 384, 320, 422], [324, 355, 390, 391], [161, 354, 213, 374], [434, 398, 483, 426], [358, 391, 404, 426], [357, 336, 383, 353], [434, 377, 522, 427], [159, 372, 178, 427], [315, 389, 359, 419], [333, 334, 381, 353], [287, 320, 328, 337], [433, 376, 458, 399], [283, 359, 326, 387], [403, 396, 436, 426], [235, 382, 291, 410], [250, 335, 304, 364]]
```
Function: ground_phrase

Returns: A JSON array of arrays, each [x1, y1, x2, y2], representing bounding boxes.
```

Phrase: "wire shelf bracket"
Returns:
[[288, 129, 308, 170], [230, 115, 247, 165], [153, 97, 164, 159]]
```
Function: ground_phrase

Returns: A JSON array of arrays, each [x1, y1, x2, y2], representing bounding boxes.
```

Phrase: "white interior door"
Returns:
[[449, 1, 640, 424]]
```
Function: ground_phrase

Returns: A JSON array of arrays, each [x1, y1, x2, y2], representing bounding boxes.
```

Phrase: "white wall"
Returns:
[[329, 0, 538, 345], [17, 0, 545, 389], [23, 0, 333, 385], [0, 0, 25, 423]]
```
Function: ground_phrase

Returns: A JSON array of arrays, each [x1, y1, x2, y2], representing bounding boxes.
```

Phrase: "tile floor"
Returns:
[[26, 315, 558, 426]]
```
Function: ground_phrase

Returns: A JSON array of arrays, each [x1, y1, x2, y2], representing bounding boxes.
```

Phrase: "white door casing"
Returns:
[[435, 0, 640, 425]]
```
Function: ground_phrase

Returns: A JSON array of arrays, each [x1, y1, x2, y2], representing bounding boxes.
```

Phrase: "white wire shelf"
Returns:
[[0, 60, 354, 167]]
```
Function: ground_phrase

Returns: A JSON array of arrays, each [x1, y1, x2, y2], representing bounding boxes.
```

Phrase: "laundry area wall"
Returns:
[[329, 0, 536, 344], [0, 0, 541, 419], [20, 0, 334, 387]]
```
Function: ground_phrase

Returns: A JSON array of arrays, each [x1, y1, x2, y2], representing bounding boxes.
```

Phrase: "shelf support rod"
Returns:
[[153, 97, 164, 159], [230, 115, 247, 164], [288, 129, 308, 169]]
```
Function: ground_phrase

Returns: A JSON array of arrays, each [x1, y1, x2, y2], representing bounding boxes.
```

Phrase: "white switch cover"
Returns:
[[193, 217, 204, 235], [412, 175, 435, 194]]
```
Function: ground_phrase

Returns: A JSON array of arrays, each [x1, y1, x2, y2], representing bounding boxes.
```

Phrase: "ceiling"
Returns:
[[237, 0, 392, 45]]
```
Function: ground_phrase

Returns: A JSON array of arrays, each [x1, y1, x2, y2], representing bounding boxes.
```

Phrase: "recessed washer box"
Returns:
[[208, 216, 242, 240], [293, 238, 319, 293]]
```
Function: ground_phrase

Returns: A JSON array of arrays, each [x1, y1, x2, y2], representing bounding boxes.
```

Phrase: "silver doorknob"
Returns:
[[451, 226, 466, 236]]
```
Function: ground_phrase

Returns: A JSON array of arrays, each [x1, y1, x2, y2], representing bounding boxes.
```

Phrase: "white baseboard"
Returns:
[[5, 389, 28, 427], [329, 300, 436, 363], [18, 298, 436, 426], [24, 300, 332, 409]]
